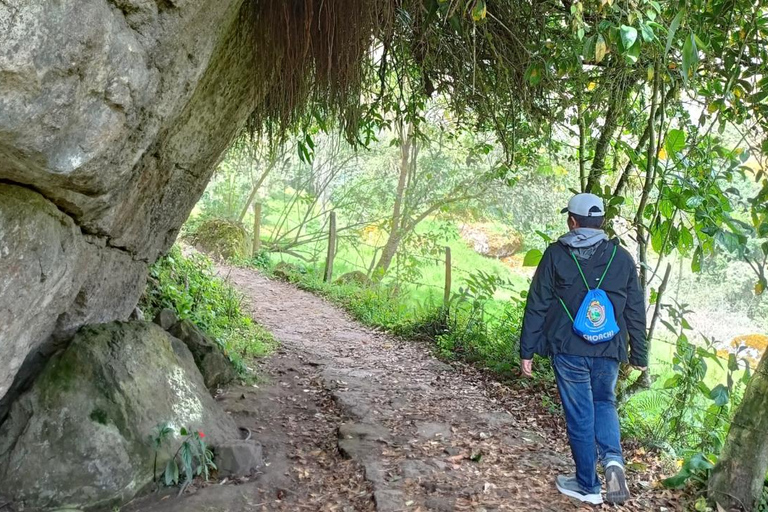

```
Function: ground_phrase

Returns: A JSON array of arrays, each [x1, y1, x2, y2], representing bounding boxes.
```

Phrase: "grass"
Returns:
[[141, 246, 276, 375], [262, 217, 528, 307]]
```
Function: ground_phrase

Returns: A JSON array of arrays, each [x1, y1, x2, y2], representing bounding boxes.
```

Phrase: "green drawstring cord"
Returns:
[[559, 297, 575, 322]]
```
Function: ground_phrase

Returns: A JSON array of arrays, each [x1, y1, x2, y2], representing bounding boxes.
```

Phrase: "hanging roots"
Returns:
[[243, 0, 395, 138], [241, 0, 540, 146]]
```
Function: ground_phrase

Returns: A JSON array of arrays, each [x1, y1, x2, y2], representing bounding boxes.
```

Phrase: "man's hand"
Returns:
[[521, 359, 533, 377]]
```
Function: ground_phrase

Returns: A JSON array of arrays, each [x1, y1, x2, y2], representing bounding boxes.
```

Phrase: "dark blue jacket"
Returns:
[[519, 238, 648, 366]]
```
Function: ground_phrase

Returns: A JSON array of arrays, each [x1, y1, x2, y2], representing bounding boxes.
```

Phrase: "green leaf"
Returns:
[[728, 353, 739, 372], [180, 427, 188, 436], [664, 374, 681, 388], [682, 32, 699, 83], [678, 227, 693, 251], [748, 89, 768, 104], [686, 453, 715, 471], [639, 22, 656, 42], [471, 0, 486, 21], [686, 195, 705, 208], [180, 442, 194, 482], [710, 384, 729, 406], [523, 249, 543, 267], [583, 36, 596, 62], [609, 196, 625, 206], [665, 129, 686, 154], [665, 9, 685, 59], [716, 230, 742, 253], [659, 199, 674, 219], [164, 459, 179, 486], [524, 63, 543, 86], [662, 469, 690, 489], [625, 40, 641, 64], [620, 25, 638, 49], [595, 34, 607, 64], [691, 246, 702, 272]]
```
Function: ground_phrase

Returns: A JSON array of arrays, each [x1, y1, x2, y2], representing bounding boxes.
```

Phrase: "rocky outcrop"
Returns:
[[0, 185, 147, 416], [0, 321, 241, 511], [0, 0, 260, 405], [152, 309, 238, 390], [459, 223, 523, 259]]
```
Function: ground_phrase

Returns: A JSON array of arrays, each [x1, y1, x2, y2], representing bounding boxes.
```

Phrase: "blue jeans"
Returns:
[[553, 354, 624, 494]]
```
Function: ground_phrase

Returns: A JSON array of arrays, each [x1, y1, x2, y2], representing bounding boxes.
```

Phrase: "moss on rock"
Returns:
[[190, 218, 248, 261]]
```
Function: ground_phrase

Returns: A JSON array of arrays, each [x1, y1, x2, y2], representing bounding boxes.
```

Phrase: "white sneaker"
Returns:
[[555, 475, 603, 505], [604, 462, 631, 504]]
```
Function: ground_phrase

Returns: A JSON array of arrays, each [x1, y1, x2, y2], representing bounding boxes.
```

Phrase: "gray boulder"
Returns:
[[168, 320, 237, 390], [216, 440, 264, 477], [153, 308, 180, 331], [0, 0, 258, 407], [0, 321, 239, 511]]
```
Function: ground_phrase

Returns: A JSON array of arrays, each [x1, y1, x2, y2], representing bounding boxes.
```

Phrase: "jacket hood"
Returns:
[[558, 228, 609, 260]]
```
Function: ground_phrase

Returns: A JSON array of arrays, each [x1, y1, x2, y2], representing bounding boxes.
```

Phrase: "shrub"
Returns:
[[141, 246, 275, 374], [187, 218, 249, 261]]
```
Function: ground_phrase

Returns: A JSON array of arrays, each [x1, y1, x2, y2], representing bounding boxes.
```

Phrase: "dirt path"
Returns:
[[128, 266, 671, 511]]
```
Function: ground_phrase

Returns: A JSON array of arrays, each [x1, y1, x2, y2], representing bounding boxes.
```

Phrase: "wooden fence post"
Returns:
[[324, 211, 337, 282], [444, 246, 452, 306], [251, 202, 262, 257]]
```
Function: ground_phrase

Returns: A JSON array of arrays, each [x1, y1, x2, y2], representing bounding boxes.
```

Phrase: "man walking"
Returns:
[[519, 193, 648, 505]]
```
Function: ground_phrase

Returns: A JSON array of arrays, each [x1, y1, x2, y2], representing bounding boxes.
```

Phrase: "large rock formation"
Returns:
[[0, 321, 241, 510], [0, 0, 259, 409]]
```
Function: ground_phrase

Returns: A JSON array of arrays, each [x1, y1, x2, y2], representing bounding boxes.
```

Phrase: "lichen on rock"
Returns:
[[0, 321, 239, 511]]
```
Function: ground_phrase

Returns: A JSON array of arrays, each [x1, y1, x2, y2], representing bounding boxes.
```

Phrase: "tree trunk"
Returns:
[[373, 233, 401, 277], [586, 90, 625, 192], [709, 348, 768, 511], [635, 60, 661, 291], [613, 85, 676, 198], [373, 121, 412, 278], [251, 202, 262, 256], [237, 160, 276, 223], [577, 92, 587, 192]]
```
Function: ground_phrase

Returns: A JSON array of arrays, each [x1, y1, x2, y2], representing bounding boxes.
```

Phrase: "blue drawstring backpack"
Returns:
[[558, 245, 620, 344]]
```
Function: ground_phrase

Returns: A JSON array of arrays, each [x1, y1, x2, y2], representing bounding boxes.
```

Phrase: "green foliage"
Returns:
[[141, 246, 275, 374], [620, 301, 752, 489], [522, 249, 543, 267], [437, 272, 525, 376], [151, 423, 215, 488]]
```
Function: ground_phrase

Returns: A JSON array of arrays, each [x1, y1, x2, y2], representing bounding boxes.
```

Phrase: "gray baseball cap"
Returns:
[[561, 193, 605, 217]]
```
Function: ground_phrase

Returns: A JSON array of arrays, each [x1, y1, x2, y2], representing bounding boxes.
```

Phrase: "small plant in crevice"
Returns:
[[151, 423, 216, 489]]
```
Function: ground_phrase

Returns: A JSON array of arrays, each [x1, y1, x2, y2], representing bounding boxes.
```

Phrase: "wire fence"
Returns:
[[268, 212, 740, 369]]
